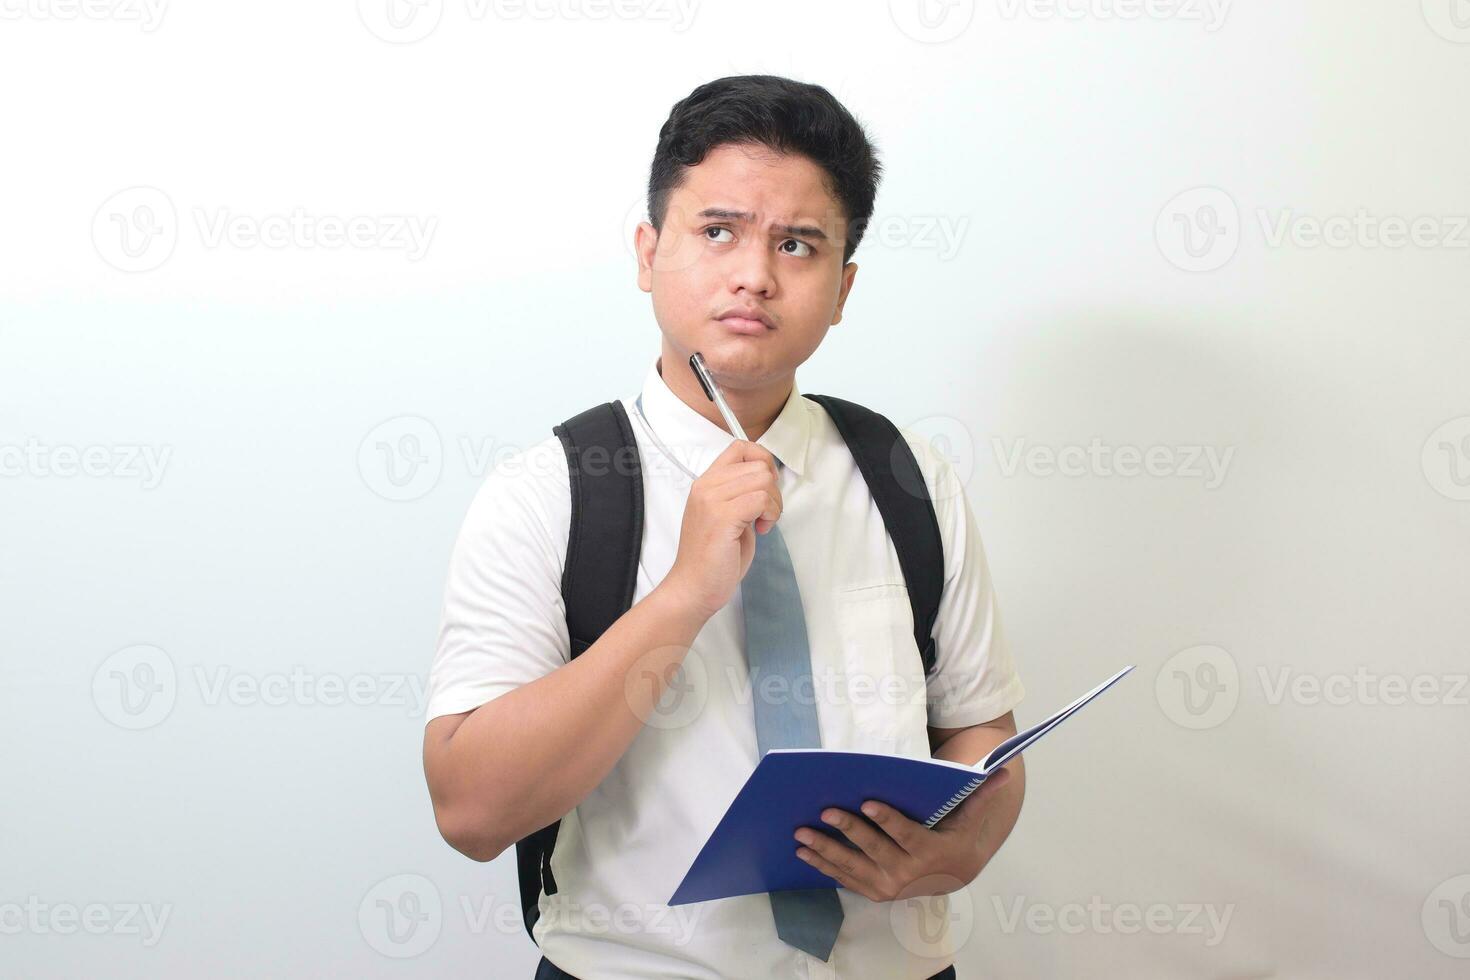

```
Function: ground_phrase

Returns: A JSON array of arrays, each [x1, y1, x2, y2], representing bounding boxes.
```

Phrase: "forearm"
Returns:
[[932, 723, 1026, 875], [425, 581, 708, 860]]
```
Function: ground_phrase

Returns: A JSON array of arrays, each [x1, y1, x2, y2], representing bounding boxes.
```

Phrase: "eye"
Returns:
[[705, 226, 734, 243], [780, 239, 814, 258]]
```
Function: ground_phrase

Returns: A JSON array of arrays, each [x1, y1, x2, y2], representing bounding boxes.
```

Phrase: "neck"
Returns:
[[656, 345, 791, 442]]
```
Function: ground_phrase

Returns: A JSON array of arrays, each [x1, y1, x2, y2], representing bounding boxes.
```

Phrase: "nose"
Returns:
[[725, 236, 776, 298]]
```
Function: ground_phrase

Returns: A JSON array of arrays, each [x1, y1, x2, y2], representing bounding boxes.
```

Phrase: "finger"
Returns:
[[710, 469, 781, 505], [732, 489, 780, 528], [856, 800, 926, 853], [728, 438, 777, 468], [819, 806, 910, 867], [730, 439, 780, 483], [712, 438, 758, 465], [794, 833, 881, 900], [707, 459, 778, 490], [796, 827, 880, 885]]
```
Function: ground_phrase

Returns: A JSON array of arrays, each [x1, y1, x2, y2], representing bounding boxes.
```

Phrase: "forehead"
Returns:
[[670, 143, 842, 225]]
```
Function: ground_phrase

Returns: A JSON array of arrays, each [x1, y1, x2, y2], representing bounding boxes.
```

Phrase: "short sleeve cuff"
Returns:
[[926, 673, 1026, 730]]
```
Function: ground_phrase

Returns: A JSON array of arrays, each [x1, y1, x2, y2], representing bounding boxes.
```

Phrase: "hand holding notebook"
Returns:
[[669, 665, 1134, 906]]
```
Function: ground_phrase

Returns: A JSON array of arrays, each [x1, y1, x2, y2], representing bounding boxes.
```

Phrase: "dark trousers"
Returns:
[[535, 955, 957, 979]]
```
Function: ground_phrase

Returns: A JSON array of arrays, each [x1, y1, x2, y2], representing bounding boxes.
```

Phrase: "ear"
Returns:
[[830, 261, 858, 325], [635, 221, 657, 293]]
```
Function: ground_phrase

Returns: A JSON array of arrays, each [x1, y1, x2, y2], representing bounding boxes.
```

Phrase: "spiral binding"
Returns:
[[924, 775, 986, 827]]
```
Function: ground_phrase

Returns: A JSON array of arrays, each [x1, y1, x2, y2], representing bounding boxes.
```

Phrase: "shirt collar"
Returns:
[[636, 356, 811, 478]]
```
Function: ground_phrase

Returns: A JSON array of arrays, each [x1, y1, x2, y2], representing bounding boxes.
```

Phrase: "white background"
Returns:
[[3, 0, 1469, 977]]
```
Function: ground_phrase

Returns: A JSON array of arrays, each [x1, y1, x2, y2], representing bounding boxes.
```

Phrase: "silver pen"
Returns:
[[689, 352, 749, 441]]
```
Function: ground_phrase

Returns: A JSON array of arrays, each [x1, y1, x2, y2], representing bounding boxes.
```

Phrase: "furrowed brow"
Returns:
[[696, 207, 829, 242]]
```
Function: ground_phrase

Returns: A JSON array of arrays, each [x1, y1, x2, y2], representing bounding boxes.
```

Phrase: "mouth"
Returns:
[[714, 314, 776, 337]]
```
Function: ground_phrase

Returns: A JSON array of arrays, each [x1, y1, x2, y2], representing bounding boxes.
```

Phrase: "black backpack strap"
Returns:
[[555, 401, 644, 657], [803, 394, 945, 675], [514, 400, 644, 946]]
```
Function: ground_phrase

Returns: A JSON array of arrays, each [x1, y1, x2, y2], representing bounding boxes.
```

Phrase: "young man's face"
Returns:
[[635, 142, 858, 393]]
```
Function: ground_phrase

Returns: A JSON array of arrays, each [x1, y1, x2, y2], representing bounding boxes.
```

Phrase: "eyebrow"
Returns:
[[696, 208, 829, 242]]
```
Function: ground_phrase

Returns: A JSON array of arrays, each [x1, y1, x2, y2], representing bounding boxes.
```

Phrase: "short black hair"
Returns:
[[646, 74, 883, 264]]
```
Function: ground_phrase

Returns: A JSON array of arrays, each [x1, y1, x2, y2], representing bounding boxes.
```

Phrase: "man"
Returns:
[[423, 74, 1025, 979]]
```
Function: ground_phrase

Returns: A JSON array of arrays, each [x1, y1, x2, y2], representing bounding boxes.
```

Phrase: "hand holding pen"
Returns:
[[658, 353, 783, 620]]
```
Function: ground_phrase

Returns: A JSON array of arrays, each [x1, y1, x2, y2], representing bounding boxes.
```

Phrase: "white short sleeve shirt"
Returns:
[[426, 357, 1025, 980]]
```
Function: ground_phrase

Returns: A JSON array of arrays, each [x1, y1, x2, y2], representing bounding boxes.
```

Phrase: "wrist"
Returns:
[[648, 573, 718, 631]]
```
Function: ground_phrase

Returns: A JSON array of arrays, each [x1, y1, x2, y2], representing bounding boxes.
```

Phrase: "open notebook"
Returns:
[[669, 665, 1134, 906]]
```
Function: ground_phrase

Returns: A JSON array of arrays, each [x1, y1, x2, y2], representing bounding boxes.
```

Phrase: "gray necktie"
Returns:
[[740, 470, 845, 962]]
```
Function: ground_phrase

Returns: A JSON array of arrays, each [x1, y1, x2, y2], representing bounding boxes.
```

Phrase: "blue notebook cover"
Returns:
[[669, 665, 1133, 906]]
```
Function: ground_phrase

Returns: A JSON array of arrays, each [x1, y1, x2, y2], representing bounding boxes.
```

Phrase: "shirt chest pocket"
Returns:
[[834, 582, 929, 752]]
